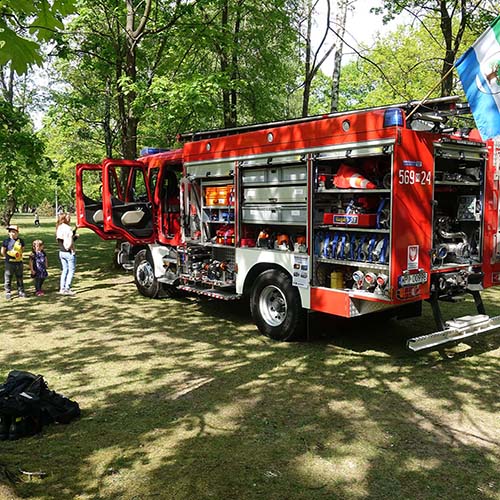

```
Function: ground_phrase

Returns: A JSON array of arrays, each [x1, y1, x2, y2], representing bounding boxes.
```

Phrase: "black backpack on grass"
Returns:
[[0, 370, 80, 440]]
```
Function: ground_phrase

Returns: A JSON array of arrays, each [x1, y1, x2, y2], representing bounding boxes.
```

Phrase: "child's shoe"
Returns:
[[18, 292, 26, 298], [5, 292, 11, 301], [65, 289, 76, 296], [38, 290, 45, 296]]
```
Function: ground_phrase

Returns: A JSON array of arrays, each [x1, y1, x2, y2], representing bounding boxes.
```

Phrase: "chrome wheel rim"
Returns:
[[137, 260, 155, 288], [259, 285, 287, 327]]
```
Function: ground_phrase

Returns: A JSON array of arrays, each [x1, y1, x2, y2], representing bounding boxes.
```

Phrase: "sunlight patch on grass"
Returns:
[[293, 450, 371, 497]]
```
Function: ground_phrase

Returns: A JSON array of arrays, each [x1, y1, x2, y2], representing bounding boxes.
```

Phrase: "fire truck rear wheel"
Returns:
[[250, 269, 305, 341], [134, 249, 160, 298]]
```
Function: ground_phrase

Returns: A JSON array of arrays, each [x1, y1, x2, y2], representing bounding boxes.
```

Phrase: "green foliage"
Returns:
[[0, 100, 46, 223], [338, 19, 478, 110], [43, 0, 303, 162], [0, 0, 75, 74], [370, 0, 495, 95]]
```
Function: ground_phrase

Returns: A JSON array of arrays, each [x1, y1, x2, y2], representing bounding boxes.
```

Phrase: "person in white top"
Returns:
[[55, 213, 78, 295]]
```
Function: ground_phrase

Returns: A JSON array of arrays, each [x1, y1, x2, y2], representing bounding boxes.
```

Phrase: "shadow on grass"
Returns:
[[0, 218, 498, 499]]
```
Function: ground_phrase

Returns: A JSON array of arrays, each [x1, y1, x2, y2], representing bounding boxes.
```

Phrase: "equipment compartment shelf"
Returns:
[[316, 226, 389, 233], [242, 221, 306, 227], [316, 189, 390, 194], [316, 257, 389, 271], [435, 181, 480, 186], [200, 243, 236, 248]]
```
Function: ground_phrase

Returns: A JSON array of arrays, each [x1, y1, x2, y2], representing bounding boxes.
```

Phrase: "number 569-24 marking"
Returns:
[[398, 169, 431, 185]]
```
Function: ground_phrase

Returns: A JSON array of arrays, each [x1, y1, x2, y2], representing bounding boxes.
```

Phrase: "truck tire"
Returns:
[[250, 269, 305, 341], [134, 249, 160, 298]]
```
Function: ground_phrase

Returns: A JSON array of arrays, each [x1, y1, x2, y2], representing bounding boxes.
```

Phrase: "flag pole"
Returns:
[[406, 65, 456, 121]]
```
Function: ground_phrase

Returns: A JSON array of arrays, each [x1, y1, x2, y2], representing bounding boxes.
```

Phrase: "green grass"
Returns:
[[0, 214, 499, 500]]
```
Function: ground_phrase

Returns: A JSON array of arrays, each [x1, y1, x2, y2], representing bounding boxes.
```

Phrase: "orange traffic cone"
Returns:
[[334, 163, 376, 189]]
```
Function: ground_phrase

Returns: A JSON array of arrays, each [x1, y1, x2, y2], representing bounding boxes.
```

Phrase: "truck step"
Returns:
[[178, 284, 241, 301], [407, 314, 500, 352]]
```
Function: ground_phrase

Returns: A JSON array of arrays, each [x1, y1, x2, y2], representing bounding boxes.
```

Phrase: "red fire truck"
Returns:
[[76, 96, 500, 350]]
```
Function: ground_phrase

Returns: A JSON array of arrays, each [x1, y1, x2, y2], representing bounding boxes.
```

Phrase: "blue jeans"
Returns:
[[59, 251, 76, 291]]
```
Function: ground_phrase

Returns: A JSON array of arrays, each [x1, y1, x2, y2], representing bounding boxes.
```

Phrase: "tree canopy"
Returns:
[[0, 0, 75, 74]]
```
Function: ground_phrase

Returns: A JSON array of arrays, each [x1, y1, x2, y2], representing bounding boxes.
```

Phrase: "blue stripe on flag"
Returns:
[[456, 47, 500, 140]]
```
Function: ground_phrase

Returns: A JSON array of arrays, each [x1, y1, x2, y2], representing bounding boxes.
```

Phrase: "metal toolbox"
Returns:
[[280, 205, 307, 223], [187, 161, 234, 178], [280, 165, 307, 183], [242, 206, 280, 222], [243, 185, 307, 204], [242, 205, 306, 223], [241, 165, 307, 185], [241, 168, 268, 184]]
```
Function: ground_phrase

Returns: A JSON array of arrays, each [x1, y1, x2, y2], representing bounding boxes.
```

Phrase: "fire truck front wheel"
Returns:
[[134, 249, 160, 298], [250, 269, 305, 341]]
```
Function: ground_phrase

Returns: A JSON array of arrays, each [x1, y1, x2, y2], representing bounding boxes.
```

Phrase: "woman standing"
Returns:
[[56, 213, 77, 295]]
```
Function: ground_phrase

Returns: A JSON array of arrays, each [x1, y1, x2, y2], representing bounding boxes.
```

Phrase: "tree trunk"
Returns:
[[103, 79, 114, 158], [1, 189, 16, 227], [220, 0, 238, 128], [302, 0, 313, 117], [439, 3, 454, 96], [330, 0, 348, 112], [229, 1, 242, 127], [116, 0, 151, 159]]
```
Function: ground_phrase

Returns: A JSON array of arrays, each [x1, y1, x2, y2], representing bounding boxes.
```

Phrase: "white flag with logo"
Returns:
[[455, 16, 500, 140]]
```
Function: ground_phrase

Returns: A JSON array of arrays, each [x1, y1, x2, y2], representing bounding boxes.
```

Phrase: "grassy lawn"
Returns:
[[0, 214, 499, 500]]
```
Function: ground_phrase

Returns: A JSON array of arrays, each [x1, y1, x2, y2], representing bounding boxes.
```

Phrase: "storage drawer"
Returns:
[[280, 165, 307, 183], [280, 206, 307, 223], [241, 168, 267, 184], [267, 168, 280, 183], [243, 185, 307, 203], [204, 185, 233, 206], [241, 165, 307, 185], [187, 161, 234, 178], [242, 206, 279, 222]]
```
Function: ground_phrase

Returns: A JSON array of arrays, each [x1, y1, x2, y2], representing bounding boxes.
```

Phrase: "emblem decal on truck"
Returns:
[[407, 245, 419, 270]]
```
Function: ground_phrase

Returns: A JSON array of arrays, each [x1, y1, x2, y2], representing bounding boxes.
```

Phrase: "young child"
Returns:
[[1, 225, 26, 300], [29, 239, 48, 296]]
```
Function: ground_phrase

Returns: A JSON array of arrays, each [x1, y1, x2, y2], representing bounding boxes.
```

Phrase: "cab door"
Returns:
[[75, 163, 121, 240], [152, 166, 182, 246], [102, 159, 155, 244], [138, 149, 183, 246]]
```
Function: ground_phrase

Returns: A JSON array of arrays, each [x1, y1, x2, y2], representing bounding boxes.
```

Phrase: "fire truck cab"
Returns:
[[76, 97, 500, 350]]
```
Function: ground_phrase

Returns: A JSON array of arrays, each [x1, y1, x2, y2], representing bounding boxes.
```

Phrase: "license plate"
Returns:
[[399, 271, 428, 287]]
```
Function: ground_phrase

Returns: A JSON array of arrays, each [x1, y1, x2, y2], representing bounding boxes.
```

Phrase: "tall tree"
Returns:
[[0, 101, 45, 224], [329, 0, 351, 112], [54, 0, 194, 159], [373, 0, 489, 96], [338, 19, 479, 110], [46, 0, 302, 162], [293, 0, 351, 116]]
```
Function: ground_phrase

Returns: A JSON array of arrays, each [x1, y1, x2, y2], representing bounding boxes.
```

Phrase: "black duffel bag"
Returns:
[[0, 370, 80, 440]]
